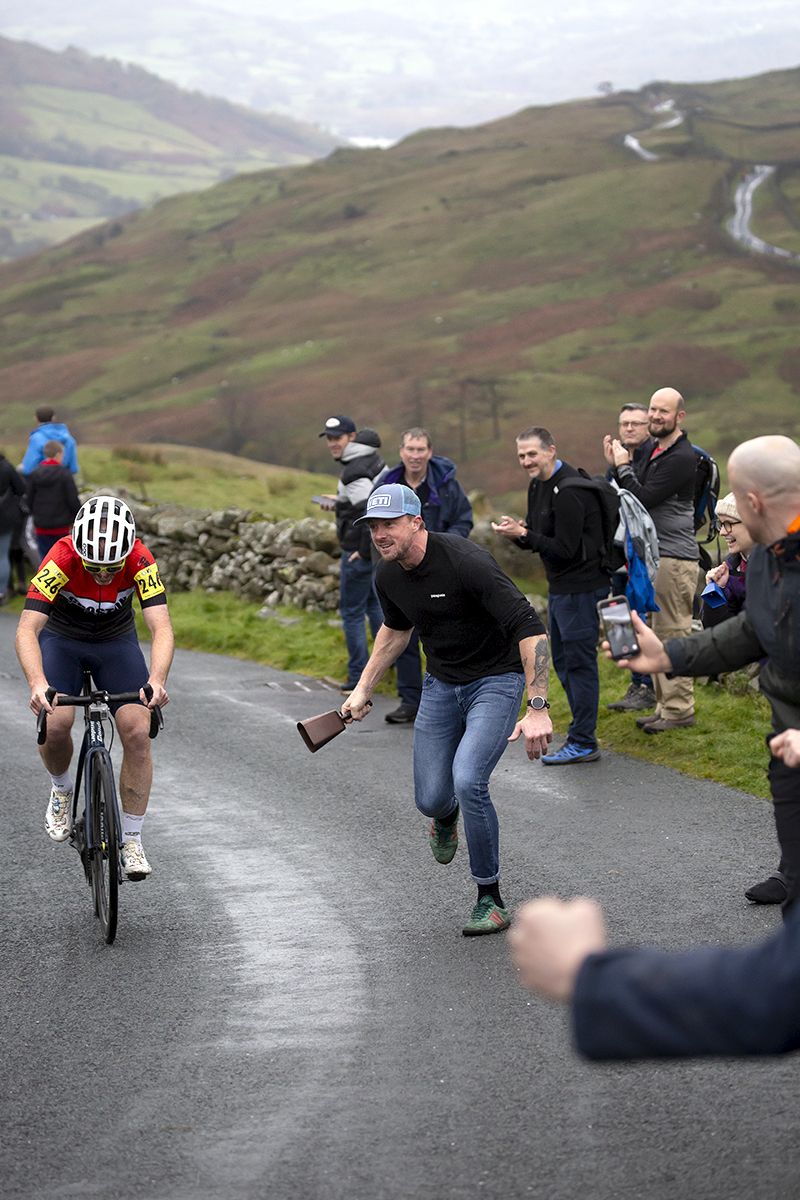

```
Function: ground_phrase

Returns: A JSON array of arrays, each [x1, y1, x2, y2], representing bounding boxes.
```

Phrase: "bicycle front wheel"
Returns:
[[89, 752, 120, 944]]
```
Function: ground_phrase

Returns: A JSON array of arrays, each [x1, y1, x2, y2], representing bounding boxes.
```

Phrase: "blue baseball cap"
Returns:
[[355, 484, 421, 524]]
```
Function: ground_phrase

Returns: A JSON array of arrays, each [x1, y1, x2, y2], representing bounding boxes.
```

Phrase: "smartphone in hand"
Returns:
[[597, 595, 640, 661]]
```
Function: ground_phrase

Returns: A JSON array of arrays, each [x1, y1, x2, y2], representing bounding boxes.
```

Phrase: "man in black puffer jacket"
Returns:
[[26, 440, 81, 561], [318, 416, 386, 691], [0, 450, 27, 604]]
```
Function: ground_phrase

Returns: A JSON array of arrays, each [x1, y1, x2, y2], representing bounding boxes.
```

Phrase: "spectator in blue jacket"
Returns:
[[22, 407, 79, 476], [379, 428, 473, 723]]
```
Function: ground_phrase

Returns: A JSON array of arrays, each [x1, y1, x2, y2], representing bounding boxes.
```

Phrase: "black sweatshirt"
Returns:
[[612, 431, 698, 560], [26, 460, 80, 530], [375, 533, 545, 684], [515, 461, 610, 594]]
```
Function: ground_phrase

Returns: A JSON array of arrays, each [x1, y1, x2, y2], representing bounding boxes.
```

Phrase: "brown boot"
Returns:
[[635, 711, 661, 728], [643, 715, 696, 733]]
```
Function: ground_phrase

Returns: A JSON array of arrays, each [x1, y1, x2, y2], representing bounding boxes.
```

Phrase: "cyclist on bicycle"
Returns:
[[15, 496, 174, 880]]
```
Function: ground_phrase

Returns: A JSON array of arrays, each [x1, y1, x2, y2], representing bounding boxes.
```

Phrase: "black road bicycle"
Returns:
[[36, 671, 163, 944]]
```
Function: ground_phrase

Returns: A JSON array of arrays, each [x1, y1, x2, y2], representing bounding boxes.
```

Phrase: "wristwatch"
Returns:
[[527, 696, 550, 710]]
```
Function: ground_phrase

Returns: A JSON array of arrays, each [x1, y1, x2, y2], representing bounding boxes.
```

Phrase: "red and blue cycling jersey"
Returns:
[[25, 536, 167, 643]]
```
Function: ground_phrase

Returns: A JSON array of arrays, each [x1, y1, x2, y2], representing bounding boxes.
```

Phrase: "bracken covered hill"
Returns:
[[0, 66, 799, 502]]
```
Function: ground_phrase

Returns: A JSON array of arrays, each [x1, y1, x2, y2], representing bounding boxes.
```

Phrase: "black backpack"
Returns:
[[692, 444, 720, 543], [558, 469, 624, 573]]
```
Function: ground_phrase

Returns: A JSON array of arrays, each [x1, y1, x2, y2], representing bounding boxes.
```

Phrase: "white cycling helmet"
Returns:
[[72, 496, 136, 565]]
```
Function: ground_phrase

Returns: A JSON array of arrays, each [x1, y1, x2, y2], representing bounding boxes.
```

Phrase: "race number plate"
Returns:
[[134, 562, 165, 599], [30, 560, 69, 599]]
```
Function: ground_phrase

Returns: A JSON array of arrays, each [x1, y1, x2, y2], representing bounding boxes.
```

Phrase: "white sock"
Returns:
[[122, 812, 146, 844], [50, 771, 73, 792]]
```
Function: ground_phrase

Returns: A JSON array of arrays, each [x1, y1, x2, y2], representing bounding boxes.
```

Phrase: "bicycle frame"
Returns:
[[36, 670, 163, 942], [71, 690, 123, 888]]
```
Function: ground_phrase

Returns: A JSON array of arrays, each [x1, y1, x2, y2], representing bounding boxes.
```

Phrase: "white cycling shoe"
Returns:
[[121, 839, 152, 881], [45, 787, 73, 842]]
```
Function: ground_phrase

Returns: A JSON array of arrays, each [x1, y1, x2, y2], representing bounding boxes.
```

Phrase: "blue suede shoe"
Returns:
[[541, 742, 601, 765]]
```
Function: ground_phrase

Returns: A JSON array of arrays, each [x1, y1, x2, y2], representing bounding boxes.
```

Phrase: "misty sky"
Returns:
[[3, 0, 799, 139]]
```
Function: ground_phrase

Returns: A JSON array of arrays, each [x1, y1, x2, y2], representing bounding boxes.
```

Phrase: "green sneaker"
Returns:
[[462, 896, 511, 937], [429, 806, 459, 864]]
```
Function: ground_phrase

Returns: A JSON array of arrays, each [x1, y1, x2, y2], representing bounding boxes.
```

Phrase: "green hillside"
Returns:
[[0, 36, 340, 262], [0, 67, 799, 504]]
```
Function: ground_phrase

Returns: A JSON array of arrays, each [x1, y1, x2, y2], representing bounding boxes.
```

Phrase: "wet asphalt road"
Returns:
[[1, 610, 799, 1200]]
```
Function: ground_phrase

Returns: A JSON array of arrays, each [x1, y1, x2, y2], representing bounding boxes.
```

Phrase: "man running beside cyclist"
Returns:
[[15, 496, 174, 880]]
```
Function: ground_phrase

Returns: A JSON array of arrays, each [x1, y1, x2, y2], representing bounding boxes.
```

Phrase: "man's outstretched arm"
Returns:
[[341, 625, 413, 721], [510, 896, 800, 1059]]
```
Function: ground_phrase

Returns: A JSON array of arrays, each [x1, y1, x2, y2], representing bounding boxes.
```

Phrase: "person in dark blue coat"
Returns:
[[510, 890, 800, 1058], [379, 428, 473, 723]]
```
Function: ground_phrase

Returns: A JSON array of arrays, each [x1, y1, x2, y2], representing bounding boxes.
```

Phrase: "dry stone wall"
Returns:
[[124, 498, 342, 612], [91, 490, 542, 616]]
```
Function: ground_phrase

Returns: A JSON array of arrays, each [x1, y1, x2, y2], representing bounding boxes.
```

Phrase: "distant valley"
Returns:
[[0, 36, 341, 261]]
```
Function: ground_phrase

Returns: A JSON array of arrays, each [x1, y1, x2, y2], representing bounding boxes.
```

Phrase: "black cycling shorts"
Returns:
[[39, 627, 149, 714]]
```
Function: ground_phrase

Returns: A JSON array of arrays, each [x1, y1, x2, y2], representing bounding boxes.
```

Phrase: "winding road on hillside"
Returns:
[[726, 165, 800, 260], [1, 613, 799, 1200], [622, 104, 799, 264]]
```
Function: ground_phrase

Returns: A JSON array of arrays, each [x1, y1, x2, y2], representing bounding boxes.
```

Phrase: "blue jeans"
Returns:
[[0, 529, 12, 596], [413, 671, 525, 883], [339, 552, 383, 683], [37, 533, 62, 562], [549, 586, 608, 752], [395, 629, 423, 709]]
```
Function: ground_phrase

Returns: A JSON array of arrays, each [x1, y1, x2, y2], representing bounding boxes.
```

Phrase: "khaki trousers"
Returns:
[[652, 557, 699, 720]]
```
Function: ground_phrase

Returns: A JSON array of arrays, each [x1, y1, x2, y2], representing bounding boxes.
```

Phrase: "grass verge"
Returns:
[[138, 590, 771, 799], [5, 584, 770, 798], [553, 654, 772, 800], [134, 590, 397, 696]]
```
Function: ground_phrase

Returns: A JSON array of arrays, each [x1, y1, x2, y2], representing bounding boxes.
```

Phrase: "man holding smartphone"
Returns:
[[316, 417, 386, 692]]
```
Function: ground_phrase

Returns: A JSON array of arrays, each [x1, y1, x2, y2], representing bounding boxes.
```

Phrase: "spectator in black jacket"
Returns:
[[317, 416, 387, 691], [0, 451, 27, 604], [605, 388, 699, 733], [493, 426, 609, 765], [26, 440, 81, 561]]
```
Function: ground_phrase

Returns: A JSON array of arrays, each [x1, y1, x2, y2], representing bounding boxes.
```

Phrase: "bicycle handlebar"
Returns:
[[36, 684, 164, 744]]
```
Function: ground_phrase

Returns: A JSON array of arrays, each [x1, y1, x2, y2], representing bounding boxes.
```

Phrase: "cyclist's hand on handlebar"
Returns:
[[342, 686, 371, 722], [30, 683, 56, 715], [142, 680, 169, 708]]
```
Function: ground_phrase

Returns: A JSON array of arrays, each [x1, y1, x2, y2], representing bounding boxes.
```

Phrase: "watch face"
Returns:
[[530, 697, 546, 709]]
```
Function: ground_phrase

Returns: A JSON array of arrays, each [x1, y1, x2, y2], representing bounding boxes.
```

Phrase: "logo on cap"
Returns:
[[325, 417, 339, 428], [368, 493, 392, 509]]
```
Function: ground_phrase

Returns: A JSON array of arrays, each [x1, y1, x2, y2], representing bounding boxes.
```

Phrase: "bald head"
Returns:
[[647, 387, 685, 446], [650, 387, 684, 414], [729, 437, 800, 500], [728, 436, 800, 544]]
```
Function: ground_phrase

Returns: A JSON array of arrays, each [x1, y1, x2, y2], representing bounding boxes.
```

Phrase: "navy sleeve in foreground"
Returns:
[[572, 908, 800, 1059]]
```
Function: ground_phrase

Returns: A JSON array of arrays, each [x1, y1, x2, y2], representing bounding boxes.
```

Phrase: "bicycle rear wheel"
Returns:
[[89, 752, 120, 944]]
